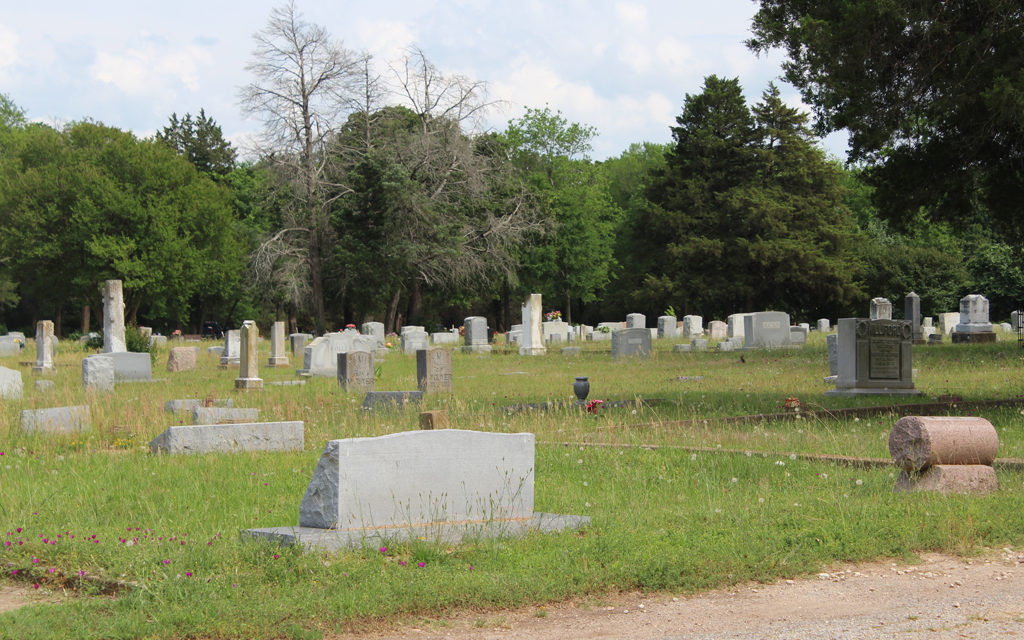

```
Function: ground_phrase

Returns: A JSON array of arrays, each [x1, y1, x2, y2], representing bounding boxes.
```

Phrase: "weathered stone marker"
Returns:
[[0, 366, 22, 400], [611, 327, 651, 359], [22, 406, 90, 434], [219, 330, 241, 367], [338, 351, 374, 392], [166, 346, 199, 372], [418, 409, 449, 430], [519, 293, 547, 356], [32, 320, 55, 374], [235, 320, 263, 390], [267, 321, 289, 367], [889, 416, 999, 494], [150, 421, 303, 454], [82, 354, 115, 392], [102, 280, 127, 353], [462, 316, 492, 354], [952, 294, 997, 344], [416, 348, 453, 393]]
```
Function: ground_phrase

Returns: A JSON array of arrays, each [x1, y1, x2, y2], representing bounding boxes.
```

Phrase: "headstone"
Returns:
[[462, 316, 491, 353], [519, 294, 547, 356], [290, 333, 312, 356], [789, 325, 808, 345], [937, 312, 960, 335], [149, 335, 167, 349], [952, 294, 996, 343], [138, 326, 153, 340], [869, 297, 892, 320], [361, 322, 385, 349], [298, 430, 534, 530], [592, 322, 619, 341], [34, 380, 55, 392], [904, 292, 923, 343], [682, 315, 703, 338], [691, 338, 708, 351], [727, 313, 749, 339], [401, 329, 429, 355], [431, 331, 459, 346], [21, 405, 90, 434], [826, 318, 921, 397], [207, 346, 224, 357], [149, 421, 303, 455], [416, 348, 453, 393], [32, 320, 55, 374], [106, 351, 152, 381], [922, 316, 934, 329], [707, 320, 727, 340], [164, 398, 233, 412], [542, 320, 571, 344], [999, 322, 1013, 333], [625, 313, 646, 329], [717, 341, 734, 352], [1011, 310, 1022, 331], [268, 321, 289, 367], [816, 318, 831, 332], [826, 334, 838, 376], [418, 410, 449, 430], [673, 343, 691, 352], [0, 366, 22, 399], [102, 279, 127, 353], [219, 330, 240, 366], [235, 320, 263, 390], [192, 406, 259, 424], [611, 327, 652, 359], [0, 336, 21, 358], [361, 391, 423, 410], [299, 332, 373, 376], [166, 346, 199, 372], [798, 322, 810, 332], [338, 351, 375, 392], [743, 312, 792, 349], [82, 354, 115, 391], [657, 316, 679, 339], [561, 346, 582, 357], [244, 430, 589, 550]]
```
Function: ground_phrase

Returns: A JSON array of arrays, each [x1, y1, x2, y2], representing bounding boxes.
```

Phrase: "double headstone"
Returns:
[[743, 312, 792, 349], [611, 327, 651, 359], [826, 318, 920, 397]]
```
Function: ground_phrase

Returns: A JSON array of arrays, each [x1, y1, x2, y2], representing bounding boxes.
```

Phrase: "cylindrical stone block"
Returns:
[[889, 416, 998, 473]]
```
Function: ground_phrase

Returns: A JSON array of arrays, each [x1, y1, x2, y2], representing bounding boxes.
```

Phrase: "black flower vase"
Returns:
[[573, 376, 590, 404]]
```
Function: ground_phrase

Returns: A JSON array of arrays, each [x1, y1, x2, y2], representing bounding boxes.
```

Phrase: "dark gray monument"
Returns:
[[827, 318, 920, 397], [904, 292, 923, 344], [611, 327, 652, 359]]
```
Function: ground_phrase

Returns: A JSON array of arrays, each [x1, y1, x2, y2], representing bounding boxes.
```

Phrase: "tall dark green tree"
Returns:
[[748, 1, 1024, 238], [156, 109, 237, 176], [637, 76, 862, 319]]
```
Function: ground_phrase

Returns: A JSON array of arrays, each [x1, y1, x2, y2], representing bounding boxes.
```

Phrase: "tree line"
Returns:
[[0, 0, 1021, 337]]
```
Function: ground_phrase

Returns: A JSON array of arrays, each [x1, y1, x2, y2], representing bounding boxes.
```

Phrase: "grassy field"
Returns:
[[2, 332, 1024, 639]]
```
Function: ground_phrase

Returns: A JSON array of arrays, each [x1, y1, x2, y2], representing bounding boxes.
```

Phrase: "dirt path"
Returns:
[[329, 549, 1024, 640], [4, 550, 1024, 638]]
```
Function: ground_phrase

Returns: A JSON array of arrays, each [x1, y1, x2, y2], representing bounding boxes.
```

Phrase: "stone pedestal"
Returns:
[[32, 320, 55, 375], [267, 321, 289, 367], [235, 320, 263, 390]]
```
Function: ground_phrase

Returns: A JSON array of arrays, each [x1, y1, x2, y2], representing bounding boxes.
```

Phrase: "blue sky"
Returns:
[[0, 1, 848, 160]]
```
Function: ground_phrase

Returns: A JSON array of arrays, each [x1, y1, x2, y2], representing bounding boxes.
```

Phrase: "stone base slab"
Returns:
[[895, 465, 998, 494], [241, 512, 590, 551], [235, 377, 264, 390], [461, 345, 492, 354], [951, 332, 997, 344], [267, 357, 290, 367], [825, 387, 922, 397]]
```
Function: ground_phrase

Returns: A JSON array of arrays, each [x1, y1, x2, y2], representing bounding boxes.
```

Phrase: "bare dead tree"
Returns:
[[240, 0, 366, 332]]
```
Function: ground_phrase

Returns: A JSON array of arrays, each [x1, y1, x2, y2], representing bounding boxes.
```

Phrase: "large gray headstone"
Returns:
[[816, 318, 831, 333], [727, 313, 749, 339], [298, 430, 534, 530], [82, 354, 115, 391], [290, 333, 312, 356], [338, 351, 375, 392], [743, 312, 792, 349], [150, 421, 303, 454], [401, 330, 429, 356], [827, 318, 920, 397], [656, 316, 678, 339], [361, 322, 385, 349], [0, 366, 22, 399], [417, 348, 453, 393], [611, 327, 652, 359], [22, 405, 90, 434]]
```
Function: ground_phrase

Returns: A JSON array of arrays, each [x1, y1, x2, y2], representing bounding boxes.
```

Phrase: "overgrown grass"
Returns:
[[2, 333, 1024, 639]]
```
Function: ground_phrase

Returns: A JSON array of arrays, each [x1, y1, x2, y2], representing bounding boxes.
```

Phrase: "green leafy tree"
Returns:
[[638, 76, 862, 319], [748, 1, 1024, 237], [156, 109, 237, 176]]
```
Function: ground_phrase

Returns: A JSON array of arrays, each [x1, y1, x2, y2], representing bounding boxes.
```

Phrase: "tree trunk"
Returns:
[[55, 305, 63, 338], [406, 280, 423, 325], [310, 240, 326, 334], [565, 291, 572, 325], [81, 305, 90, 334], [385, 290, 401, 333]]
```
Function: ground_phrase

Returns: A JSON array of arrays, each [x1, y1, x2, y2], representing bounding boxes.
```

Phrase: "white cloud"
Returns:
[[353, 18, 417, 62], [615, 3, 648, 25], [90, 44, 212, 97], [655, 37, 693, 71], [0, 24, 19, 80], [618, 41, 652, 74]]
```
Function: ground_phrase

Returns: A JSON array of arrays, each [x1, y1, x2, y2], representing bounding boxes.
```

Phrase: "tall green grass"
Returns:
[[1, 334, 1023, 639]]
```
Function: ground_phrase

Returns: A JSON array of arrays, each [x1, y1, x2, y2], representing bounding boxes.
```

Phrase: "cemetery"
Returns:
[[2, 291, 1024, 638]]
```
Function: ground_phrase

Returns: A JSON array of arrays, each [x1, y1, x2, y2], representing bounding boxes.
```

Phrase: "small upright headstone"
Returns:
[[611, 327, 652, 359], [416, 348, 453, 393], [0, 366, 23, 399], [1011, 310, 1022, 331], [290, 333, 312, 356], [82, 354, 115, 391], [625, 313, 646, 329], [904, 292, 923, 343], [338, 351, 375, 392], [870, 297, 892, 320], [462, 316, 491, 353], [691, 338, 708, 351], [401, 329, 429, 355], [952, 294, 996, 343], [220, 330, 241, 367], [32, 320, 55, 375], [102, 279, 127, 354], [657, 316, 678, 339], [418, 410, 449, 430], [789, 325, 808, 345], [727, 313, 749, 339], [682, 315, 703, 338], [707, 320, 727, 340], [268, 321, 289, 367], [166, 346, 199, 372], [816, 318, 831, 332], [937, 312, 959, 335], [235, 321, 263, 391], [519, 294, 546, 356], [826, 334, 839, 376], [361, 322, 385, 349]]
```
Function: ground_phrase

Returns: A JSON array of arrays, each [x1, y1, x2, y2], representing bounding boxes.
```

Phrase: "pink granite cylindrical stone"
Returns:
[[889, 416, 998, 473]]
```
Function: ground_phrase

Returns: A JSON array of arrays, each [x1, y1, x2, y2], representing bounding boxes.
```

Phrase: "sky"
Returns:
[[0, 1, 848, 161]]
